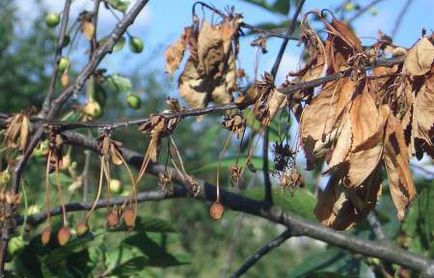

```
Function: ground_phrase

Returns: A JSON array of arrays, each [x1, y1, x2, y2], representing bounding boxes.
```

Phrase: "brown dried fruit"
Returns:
[[41, 227, 51, 246], [123, 208, 136, 229], [106, 211, 119, 227], [57, 226, 72, 246], [209, 201, 224, 220], [76, 222, 89, 237]]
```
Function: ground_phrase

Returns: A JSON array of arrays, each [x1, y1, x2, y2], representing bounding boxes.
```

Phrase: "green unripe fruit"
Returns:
[[58, 57, 70, 72], [344, 2, 355, 12], [0, 170, 11, 185], [126, 94, 141, 109], [7, 236, 25, 256], [109, 179, 123, 194], [45, 13, 60, 28], [129, 36, 144, 53]]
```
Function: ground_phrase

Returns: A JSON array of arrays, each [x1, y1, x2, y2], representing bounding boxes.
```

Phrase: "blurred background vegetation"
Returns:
[[1, 0, 432, 277]]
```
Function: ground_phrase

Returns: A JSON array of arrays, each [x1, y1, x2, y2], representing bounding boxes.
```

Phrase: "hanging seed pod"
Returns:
[[209, 201, 224, 220], [76, 222, 90, 237], [106, 211, 119, 228], [41, 227, 52, 245], [57, 226, 71, 246], [123, 208, 136, 229]]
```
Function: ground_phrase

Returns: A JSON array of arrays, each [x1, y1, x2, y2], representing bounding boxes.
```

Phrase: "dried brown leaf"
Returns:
[[165, 28, 190, 75], [315, 166, 382, 230], [19, 115, 30, 151], [412, 70, 434, 150], [403, 37, 434, 76], [384, 114, 416, 221]]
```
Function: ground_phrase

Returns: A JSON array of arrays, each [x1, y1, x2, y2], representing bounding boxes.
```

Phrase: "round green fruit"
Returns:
[[45, 13, 60, 28], [7, 236, 25, 256], [58, 57, 70, 72], [344, 2, 355, 12], [129, 36, 144, 53], [109, 179, 123, 194], [126, 94, 141, 109]]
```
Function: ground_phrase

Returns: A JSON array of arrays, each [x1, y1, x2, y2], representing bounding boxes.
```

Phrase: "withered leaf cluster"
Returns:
[[165, 14, 242, 108], [4, 113, 31, 152], [139, 115, 179, 162], [289, 12, 434, 230]]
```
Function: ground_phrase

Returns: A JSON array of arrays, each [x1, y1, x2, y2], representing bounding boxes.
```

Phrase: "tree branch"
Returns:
[[9, 0, 151, 194], [231, 229, 292, 277], [348, 0, 385, 23], [55, 131, 434, 276], [263, 0, 306, 204], [41, 0, 73, 116]]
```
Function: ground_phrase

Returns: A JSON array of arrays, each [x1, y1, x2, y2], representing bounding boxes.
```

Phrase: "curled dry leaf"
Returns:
[[315, 166, 382, 230], [221, 112, 246, 139], [173, 15, 241, 108], [403, 37, 434, 76], [165, 27, 192, 75], [253, 73, 288, 125], [139, 115, 180, 161], [4, 113, 32, 152], [412, 67, 434, 157], [300, 78, 354, 169], [384, 114, 416, 221], [96, 134, 124, 166]]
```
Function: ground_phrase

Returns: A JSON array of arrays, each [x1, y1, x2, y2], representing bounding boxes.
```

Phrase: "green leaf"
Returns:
[[287, 249, 367, 277], [106, 0, 131, 13], [189, 156, 266, 174], [110, 257, 151, 277], [272, 0, 290, 15], [122, 234, 190, 267], [135, 216, 177, 233], [48, 172, 73, 187], [244, 108, 281, 142], [402, 184, 434, 256], [241, 0, 291, 15], [104, 74, 132, 93], [243, 186, 316, 220]]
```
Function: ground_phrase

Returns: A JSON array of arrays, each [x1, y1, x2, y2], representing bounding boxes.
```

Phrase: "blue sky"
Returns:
[[17, 0, 434, 85]]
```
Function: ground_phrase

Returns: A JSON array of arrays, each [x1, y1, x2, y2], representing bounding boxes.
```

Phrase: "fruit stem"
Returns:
[[20, 182, 29, 238]]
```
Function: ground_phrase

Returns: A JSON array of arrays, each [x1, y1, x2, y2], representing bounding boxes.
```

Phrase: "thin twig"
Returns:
[[9, 0, 152, 195], [17, 130, 434, 276], [41, 0, 73, 116], [231, 229, 292, 277], [391, 0, 414, 39], [263, 0, 306, 204], [348, 0, 386, 23]]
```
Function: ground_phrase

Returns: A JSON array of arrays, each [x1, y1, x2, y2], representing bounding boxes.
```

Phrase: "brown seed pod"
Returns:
[[76, 222, 89, 237], [57, 226, 71, 246], [41, 227, 51, 246], [209, 201, 224, 220], [106, 211, 119, 228], [123, 208, 136, 229]]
